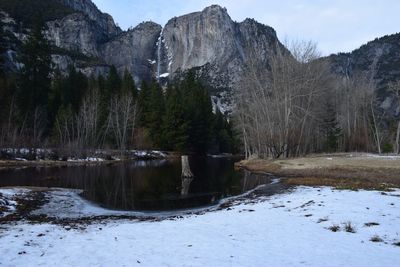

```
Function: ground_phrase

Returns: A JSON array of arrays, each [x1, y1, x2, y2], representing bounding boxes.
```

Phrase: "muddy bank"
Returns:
[[236, 153, 400, 191]]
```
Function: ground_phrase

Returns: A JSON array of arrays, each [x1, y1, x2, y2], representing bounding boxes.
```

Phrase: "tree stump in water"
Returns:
[[181, 155, 194, 196], [181, 155, 193, 178]]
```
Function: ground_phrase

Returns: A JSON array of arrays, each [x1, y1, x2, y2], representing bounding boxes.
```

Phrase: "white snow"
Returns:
[[1, 187, 400, 266], [131, 150, 167, 159], [14, 158, 28, 162], [0, 188, 29, 218], [159, 72, 170, 78], [30, 189, 132, 219], [361, 153, 400, 160], [67, 157, 104, 162]]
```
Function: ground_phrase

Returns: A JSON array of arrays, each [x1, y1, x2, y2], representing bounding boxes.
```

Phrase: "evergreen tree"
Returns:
[[121, 69, 137, 98], [321, 101, 342, 152], [105, 66, 121, 97], [17, 17, 52, 123], [213, 108, 235, 153], [137, 80, 152, 126], [147, 81, 165, 146], [48, 69, 64, 129], [0, 22, 9, 122], [180, 71, 213, 153], [63, 66, 88, 113], [0, 22, 6, 78], [162, 85, 189, 151]]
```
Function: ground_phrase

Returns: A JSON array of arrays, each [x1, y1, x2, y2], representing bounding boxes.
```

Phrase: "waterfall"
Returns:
[[156, 29, 163, 81]]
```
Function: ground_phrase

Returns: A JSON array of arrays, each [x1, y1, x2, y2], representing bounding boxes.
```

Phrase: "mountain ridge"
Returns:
[[1, 0, 399, 115]]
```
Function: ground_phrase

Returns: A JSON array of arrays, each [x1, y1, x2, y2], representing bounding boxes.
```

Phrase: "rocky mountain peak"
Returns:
[[130, 21, 162, 33], [57, 0, 121, 36], [202, 5, 229, 16]]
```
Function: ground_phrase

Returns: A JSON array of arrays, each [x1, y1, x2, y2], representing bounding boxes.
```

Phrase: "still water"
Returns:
[[0, 157, 270, 211]]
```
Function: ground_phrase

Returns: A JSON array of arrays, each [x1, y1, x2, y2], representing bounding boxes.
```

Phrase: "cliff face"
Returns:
[[162, 6, 240, 74], [329, 33, 400, 86], [46, 13, 108, 57], [328, 33, 400, 117], [57, 0, 121, 37], [159, 6, 283, 110], [101, 22, 162, 83]]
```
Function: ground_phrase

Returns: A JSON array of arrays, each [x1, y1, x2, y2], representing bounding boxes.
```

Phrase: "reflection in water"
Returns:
[[0, 157, 271, 211], [181, 177, 193, 196]]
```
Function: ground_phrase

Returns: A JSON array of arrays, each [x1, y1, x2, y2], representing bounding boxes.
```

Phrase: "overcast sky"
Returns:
[[92, 0, 399, 56]]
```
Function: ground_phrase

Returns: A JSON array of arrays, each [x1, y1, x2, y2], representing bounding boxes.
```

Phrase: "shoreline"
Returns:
[[235, 153, 400, 191], [0, 179, 288, 226], [0, 151, 181, 169]]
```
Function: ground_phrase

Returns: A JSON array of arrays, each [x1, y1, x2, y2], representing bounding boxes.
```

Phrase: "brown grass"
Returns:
[[236, 154, 400, 190]]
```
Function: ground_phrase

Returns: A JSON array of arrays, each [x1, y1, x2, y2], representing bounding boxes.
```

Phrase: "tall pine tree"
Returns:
[[180, 71, 213, 153], [138, 80, 152, 126], [121, 69, 137, 98], [0, 22, 5, 78], [17, 17, 52, 121], [63, 65, 88, 113], [162, 85, 189, 151], [105, 66, 122, 97], [147, 81, 165, 147]]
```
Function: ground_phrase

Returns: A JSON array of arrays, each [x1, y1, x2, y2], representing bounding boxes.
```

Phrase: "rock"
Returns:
[[101, 22, 162, 83], [328, 33, 400, 118]]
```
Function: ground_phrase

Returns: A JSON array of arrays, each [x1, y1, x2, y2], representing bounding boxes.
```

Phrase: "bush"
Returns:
[[344, 222, 356, 233], [328, 225, 340, 232], [382, 143, 393, 153], [370, 235, 383, 242]]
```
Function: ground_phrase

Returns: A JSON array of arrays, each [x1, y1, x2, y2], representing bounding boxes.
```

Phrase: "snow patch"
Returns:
[[67, 157, 104, 162], [362, 153, 400, 160], [0, 188, 29, 218], [1, 187, 400, 266], [159, 73, 170, 78]]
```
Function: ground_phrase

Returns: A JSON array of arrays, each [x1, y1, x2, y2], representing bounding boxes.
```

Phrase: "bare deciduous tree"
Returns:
[[388, 80, 400, 154], [235, 40, 332, 158], [106, 92, 138, 153]]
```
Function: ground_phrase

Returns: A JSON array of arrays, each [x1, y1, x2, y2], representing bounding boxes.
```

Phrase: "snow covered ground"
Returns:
[[0, 186, 399, 266]]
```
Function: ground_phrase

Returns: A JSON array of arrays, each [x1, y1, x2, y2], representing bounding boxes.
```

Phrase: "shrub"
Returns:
[[328, 225, 340, 232], [370, 235, 383, 242], [344, 222, 356, 233]]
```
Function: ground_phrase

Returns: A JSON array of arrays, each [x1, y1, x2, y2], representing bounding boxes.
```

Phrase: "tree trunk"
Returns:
[[395, 120, 400, 154], [370, 100, 382, 154], [181, 155, 193, 178]]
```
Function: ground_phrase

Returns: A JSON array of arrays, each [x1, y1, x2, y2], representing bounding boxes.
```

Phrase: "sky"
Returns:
[[92, 0, 400, 56]]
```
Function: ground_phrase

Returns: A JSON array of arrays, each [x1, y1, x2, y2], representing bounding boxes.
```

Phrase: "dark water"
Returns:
[[0, 157, 270, 211]]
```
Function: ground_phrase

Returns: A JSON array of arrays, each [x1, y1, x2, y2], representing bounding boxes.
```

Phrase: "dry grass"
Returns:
[[236, 153, 400, 190], [344, 222, 356, 233], [328, 225, 341, 232], [370, 235, 384, 243], [235, 159, 281, 173]]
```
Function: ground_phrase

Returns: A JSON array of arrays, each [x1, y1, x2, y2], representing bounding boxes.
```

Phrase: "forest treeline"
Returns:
[[1, 19, 399, 159], [235, 41, 400, 158], [0, 21, 237, 155]]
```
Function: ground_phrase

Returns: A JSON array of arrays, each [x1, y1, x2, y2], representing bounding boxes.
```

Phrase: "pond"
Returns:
[[0, 157, 270, 211]]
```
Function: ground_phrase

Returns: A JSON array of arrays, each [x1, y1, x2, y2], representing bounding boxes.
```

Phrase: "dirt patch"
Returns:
[[236, 154, 400, 190]]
